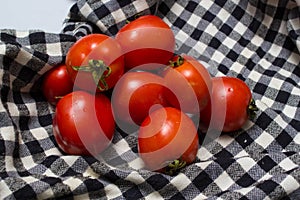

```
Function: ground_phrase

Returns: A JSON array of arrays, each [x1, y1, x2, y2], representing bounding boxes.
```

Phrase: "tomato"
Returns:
[[53, 91, 115, 155], [111, 71, 171, 128], [163, 54, 212, 114], [115, 15, 175, 71], [200, 77, 258, 132], [66, 34, 124, 93], [42, 64, 74, 105], [138, 107, 199, 175]]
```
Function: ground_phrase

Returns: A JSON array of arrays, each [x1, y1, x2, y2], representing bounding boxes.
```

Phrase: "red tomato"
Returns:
[[116, 15, 175, 71], [163, 54, 212, 114], [111, 71, 170, 127], [66, 34, 124, 93], [42, 64, 73, 105], [138, 107, 199, 174], [200, 77, 258, 132], [53, 91, 115, 155]]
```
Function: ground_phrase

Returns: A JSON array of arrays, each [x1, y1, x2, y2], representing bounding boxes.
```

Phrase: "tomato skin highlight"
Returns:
[[42, 64, 73, 105], [163, 54, 212, 114], [112, 71, 171, 126], [66, 34, 124, 92], [53, 91, 115, 155], [116, 15, 175, 71], [201, 77, 254, 132], [138, 107, 199, 173]]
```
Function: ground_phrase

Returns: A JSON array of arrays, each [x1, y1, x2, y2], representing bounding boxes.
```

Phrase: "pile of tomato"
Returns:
[[41, 15, 257, 175]]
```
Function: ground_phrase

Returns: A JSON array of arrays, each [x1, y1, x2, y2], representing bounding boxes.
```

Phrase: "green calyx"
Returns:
[[169, 55, 184, 68], [72, 60, 112, 91], [164, 159, 187, 176], [248, 99, 258, 120], [126, 14, 142, 24]]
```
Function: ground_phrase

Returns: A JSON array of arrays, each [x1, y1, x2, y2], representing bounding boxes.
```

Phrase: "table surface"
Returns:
[[0, 0, 75, 33]]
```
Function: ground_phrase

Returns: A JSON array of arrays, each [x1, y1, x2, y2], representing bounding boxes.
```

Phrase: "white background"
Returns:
[[0, 0, 76, 33]]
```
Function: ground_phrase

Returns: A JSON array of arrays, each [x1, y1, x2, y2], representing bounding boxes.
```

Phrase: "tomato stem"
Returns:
[[169, 55, 184, 68], [72, 60, 112, 91], [164, 159, 186, 176], [126, 14, 142, 24], [248, 99, 258, 120]]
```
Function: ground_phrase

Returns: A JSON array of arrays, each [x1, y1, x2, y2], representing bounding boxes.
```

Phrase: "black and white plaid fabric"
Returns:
[[1, 0, 299, 199]]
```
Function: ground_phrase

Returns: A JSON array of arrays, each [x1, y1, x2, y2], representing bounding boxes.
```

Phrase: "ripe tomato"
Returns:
[[66, 34, 124, 93], [53, 91, 115, 155], [200, 77, 258, 132], [111, 71, 170, 128], [163, 54, 212, 114], [115, 15, 175, 71], [138, 107, 199, 175], [42, 64, 74, 105]]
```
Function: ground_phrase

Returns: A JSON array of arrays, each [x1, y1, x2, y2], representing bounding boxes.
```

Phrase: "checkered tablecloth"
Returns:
[[0, 0, 299, 199]]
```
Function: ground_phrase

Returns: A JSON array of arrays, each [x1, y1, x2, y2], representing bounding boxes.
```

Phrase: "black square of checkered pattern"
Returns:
[[192, 170, 214, 192]]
